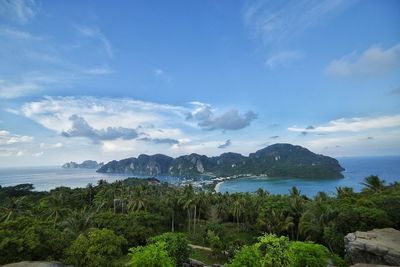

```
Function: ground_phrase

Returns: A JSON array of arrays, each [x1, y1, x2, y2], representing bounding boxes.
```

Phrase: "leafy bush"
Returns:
[[226, 245, 261, 267], [0, 217, 68, 264], [227, 234, 344, 267], [148, 232, 191, 267], [287, 241, 329, 267], [64, 228, 127, 267], [129, 241, 174, 267]]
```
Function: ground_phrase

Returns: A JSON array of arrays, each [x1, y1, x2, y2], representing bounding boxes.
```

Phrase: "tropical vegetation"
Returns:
[[0, 175, 399, 266]]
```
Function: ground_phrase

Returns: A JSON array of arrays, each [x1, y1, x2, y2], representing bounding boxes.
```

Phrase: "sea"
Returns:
[[0, 156, 399, 196]]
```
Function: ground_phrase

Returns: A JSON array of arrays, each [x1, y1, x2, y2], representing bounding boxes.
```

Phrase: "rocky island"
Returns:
[[97, 143, 344, 178], [62, 160, 103, 169]]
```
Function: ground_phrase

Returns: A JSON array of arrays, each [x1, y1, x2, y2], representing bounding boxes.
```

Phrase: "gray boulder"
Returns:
[[345, 228, 400, 266]]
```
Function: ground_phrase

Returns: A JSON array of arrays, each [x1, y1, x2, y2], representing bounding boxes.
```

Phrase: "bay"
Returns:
[[216, 156, 400, 196]]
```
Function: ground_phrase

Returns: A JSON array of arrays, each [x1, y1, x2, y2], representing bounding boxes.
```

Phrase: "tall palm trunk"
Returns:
[[187, 210, 191, 233], [171, 212, 175, 232], [193, 205, 196, 233]]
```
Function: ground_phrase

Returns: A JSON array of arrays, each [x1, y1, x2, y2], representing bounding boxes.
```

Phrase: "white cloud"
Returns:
[[20, 96, 188, 134], [288, 114, 400, 133], [265, 50, 304, 68], [14, 96, 258, 158], [0, 0, 38, 23], [0, 130, 33, 144], [188, 102, 258, 131], [76, 25, 113, 59], [325, 43, 400, 79]]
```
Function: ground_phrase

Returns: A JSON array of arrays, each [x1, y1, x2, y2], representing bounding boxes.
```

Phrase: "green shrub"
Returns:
[[64, 228, 127, 267], [148, 232, 190, 266], [129, 241, 174, 267]]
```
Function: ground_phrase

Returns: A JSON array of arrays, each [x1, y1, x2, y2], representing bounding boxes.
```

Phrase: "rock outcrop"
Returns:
[[345, 228, 400, 266], [62, 160, 103, 169], [182, 258, 223, 267]]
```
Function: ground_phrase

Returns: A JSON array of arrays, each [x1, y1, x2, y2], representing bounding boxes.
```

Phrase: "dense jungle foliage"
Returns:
[[0, 175, 399, 266]]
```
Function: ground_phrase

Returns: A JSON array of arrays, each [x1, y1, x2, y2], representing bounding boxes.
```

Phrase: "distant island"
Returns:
[[97, 143, 344, 178], [62, 160, 103, 169]]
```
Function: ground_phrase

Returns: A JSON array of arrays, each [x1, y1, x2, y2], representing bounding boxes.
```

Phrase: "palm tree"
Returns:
[[1, 197, 26, 221], [231, 194, 244, 227], [289, 186, 301, 198], [299, 200, 336, 241], [164, 188, 180, 232], [256, 188, 269, 198], [214, 193, 229, 222], [288, 190, 305, 240], [46, 192, 65, 226], [335, 186, 354, 198], [62, 207, 96, 238], [178, 184, 195, 233], [362, 175, 385, 192], [258, 210, 294, 235], [85, 183, 95, 206], [127, 185, 147, 212]]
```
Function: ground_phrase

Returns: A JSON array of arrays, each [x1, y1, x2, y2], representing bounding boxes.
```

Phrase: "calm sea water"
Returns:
[[216, 156, 400, 196], [0, 167, 181, 191], [0, 156, 399, 195]]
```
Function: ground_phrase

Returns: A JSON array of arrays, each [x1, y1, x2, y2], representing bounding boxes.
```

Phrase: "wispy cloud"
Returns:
[[0, 0, 38, 23], [83, 66, 114, 75], [289, 114, 400, 133], [0, 27, 42, 40], [325, 43, 400, 79], [243, 0, 352, 45], [0, 80, 41, 99], [76, 25, 114, 59], [40, 142, 63, 149], [0, 72, 76, 99], [154, 68, 172, 82], [265, 50, 304, 69]]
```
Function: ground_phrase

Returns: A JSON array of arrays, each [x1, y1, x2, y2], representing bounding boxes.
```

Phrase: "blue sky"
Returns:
[[0, 0, 399, 167]]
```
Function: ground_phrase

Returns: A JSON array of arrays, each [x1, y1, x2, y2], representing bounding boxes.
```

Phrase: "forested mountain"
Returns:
[[97, 143, 344, 178]]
